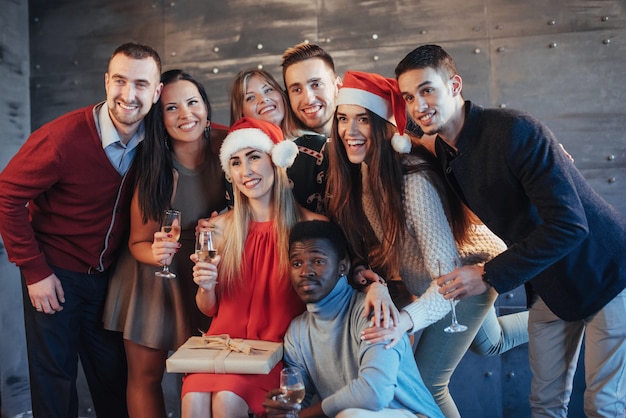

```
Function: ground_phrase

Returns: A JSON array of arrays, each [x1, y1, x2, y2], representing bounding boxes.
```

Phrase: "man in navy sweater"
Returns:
[[395, 44, 626, 417]]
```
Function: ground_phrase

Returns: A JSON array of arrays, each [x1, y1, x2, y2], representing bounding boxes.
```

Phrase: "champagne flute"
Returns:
[[279, 367, 305, 417], [438, 259, 468, 333], [155, 209, 181, 279], [195, 230, 218, 263]]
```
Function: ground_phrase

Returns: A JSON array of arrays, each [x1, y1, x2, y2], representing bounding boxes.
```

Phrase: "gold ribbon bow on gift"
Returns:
[[168, 333, 283, 374], [199, 334, 252, 373], [201, 333, 252, 355]]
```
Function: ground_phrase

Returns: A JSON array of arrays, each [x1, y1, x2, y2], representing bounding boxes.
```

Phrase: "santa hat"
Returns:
[[337, 71, 411, 153], [220, 117, 299, 176]]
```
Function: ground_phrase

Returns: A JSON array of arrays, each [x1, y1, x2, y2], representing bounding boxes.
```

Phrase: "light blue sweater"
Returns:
[[283, 276, 444, 418]]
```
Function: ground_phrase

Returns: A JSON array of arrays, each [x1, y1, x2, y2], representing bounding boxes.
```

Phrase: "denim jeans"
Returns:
[[336, 408, 421, 417], [22, 266, 128, 418], [414, 286, 529, 418]]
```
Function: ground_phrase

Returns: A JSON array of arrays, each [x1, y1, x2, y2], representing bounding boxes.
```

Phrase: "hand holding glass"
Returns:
[[155, 209, 181, 279], [438, 259, 468, 333], [278, 367, 305, 417], [195, 230, 218, 263]]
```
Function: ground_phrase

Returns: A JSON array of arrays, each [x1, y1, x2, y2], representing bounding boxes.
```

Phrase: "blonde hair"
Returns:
[[229, 68, 301, 139], [217, 164, 301, 295]]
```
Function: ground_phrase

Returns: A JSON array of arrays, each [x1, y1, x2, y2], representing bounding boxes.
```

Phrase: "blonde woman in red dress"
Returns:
[[181, 117, 326, 418]]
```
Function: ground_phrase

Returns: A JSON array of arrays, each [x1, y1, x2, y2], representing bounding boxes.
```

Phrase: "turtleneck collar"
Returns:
[[306, 275, 353, 319]]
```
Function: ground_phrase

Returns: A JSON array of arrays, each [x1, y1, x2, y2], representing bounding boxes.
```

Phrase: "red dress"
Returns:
[[181, 221, 305, 416]]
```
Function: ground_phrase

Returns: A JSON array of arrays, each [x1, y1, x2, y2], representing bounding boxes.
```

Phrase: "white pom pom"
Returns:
[[271, 140, 299, 168], [391, 133, 411, 154]]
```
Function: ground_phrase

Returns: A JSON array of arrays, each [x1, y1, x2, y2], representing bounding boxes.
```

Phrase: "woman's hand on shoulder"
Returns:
[[361, 274, 400, 329], [196, 211, 221, 234], [196, 211, 227, 247], [361, 310, 412, 349], [298, 205, 328, 222]]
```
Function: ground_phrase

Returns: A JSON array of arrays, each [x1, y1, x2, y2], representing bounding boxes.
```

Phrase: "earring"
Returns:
[[204, 124, 211, 140]]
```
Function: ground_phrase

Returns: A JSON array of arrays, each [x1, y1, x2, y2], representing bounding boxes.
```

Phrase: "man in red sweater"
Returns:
[[0, 42, 163, 418]]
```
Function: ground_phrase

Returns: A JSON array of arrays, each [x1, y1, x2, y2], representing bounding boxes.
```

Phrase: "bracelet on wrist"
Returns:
[[481, 269, 492, 287]]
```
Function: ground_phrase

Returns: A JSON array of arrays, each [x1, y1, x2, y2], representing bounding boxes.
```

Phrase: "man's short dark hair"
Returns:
[[394, 44, 457, 81], [110, 42, 162, 74], [289, 220, 348, 260], [281, 42, 336, 82]]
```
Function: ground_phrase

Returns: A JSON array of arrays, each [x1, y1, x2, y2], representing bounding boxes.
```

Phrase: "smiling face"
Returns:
[[105, 53, 162, 141], [289, 237, 348, 304], [160, 79, 209, 143], [284, 58, 341, 135], [242, 74, 285, 127], [229, 148, 275, 203], [397, 67, 462, 141], [336, 104, 372, 164]]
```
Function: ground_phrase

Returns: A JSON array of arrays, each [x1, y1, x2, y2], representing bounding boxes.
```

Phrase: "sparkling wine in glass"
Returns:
[[279, 367, 305, 417], [438, 259, 468, 333], [155, 209, 181, 279], [195, 230, 218, 263]]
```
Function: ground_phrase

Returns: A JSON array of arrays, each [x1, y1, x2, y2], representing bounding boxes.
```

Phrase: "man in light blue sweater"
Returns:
[[263, 220, 443, 418]]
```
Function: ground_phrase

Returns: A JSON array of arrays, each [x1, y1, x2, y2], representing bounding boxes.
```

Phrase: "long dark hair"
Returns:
[[325, 109, 407, 277], [325, 108, 470, 278], [135, 69, 213, 223]]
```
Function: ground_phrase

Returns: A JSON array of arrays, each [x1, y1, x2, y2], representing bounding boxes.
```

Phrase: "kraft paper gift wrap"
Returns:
[[166, 334, 283, 374]]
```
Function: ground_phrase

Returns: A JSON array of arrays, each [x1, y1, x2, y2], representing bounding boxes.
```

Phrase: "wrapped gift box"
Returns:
[[166, 334, 283, 374]]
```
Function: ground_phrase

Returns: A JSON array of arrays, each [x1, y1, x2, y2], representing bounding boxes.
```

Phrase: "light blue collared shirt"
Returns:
[[94, 102, 145, 175]]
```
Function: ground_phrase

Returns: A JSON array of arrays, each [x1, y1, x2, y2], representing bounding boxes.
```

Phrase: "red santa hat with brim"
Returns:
[[336, 70, 412, 153], [219, 117, 299, 177]]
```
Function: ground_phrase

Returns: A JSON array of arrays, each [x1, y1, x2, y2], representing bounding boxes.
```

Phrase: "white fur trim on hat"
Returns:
[[219, 127, 299, 176], [337, 87, 395, 125], [391, 133, 412, 154], [220, 128, 275, 174], [271, 140, 299, 169]]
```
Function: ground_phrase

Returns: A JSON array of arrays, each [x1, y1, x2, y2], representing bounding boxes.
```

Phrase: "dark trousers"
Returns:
[[21, 266, 129, 418]]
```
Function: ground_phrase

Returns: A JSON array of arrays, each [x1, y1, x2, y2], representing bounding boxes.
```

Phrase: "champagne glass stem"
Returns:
[[155, 209, 181, 279], [439, 259, 468, 333], [449, 300, 461, 327], [444, 297, 467, 333]]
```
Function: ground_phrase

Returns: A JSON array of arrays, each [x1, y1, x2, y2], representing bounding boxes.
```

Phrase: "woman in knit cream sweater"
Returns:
[[324, 70, 528, 418]]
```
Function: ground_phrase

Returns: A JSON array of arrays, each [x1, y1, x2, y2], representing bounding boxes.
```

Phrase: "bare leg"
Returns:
[[182, 392, 212, 418], [212, 391, 250, 418]]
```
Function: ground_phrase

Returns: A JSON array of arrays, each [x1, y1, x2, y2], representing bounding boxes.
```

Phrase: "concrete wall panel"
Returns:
[[486, 0, 626, 38], [2, 1, 625, 417]]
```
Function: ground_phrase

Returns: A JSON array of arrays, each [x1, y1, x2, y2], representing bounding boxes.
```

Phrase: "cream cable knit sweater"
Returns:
[[361, 154, 506, 332]]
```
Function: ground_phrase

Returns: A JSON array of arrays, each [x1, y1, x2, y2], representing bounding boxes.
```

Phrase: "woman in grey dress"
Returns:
[[103, 70, 228, 418]]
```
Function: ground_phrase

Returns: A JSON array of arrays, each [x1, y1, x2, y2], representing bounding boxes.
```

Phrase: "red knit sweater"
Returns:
[[0, 104, 135, 285]]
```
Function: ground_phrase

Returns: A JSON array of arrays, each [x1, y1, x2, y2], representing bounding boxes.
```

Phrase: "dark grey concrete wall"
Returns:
[[1, 1, 625, 417], [25, 0, 626, 216], [0, 0, 32, 417]]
